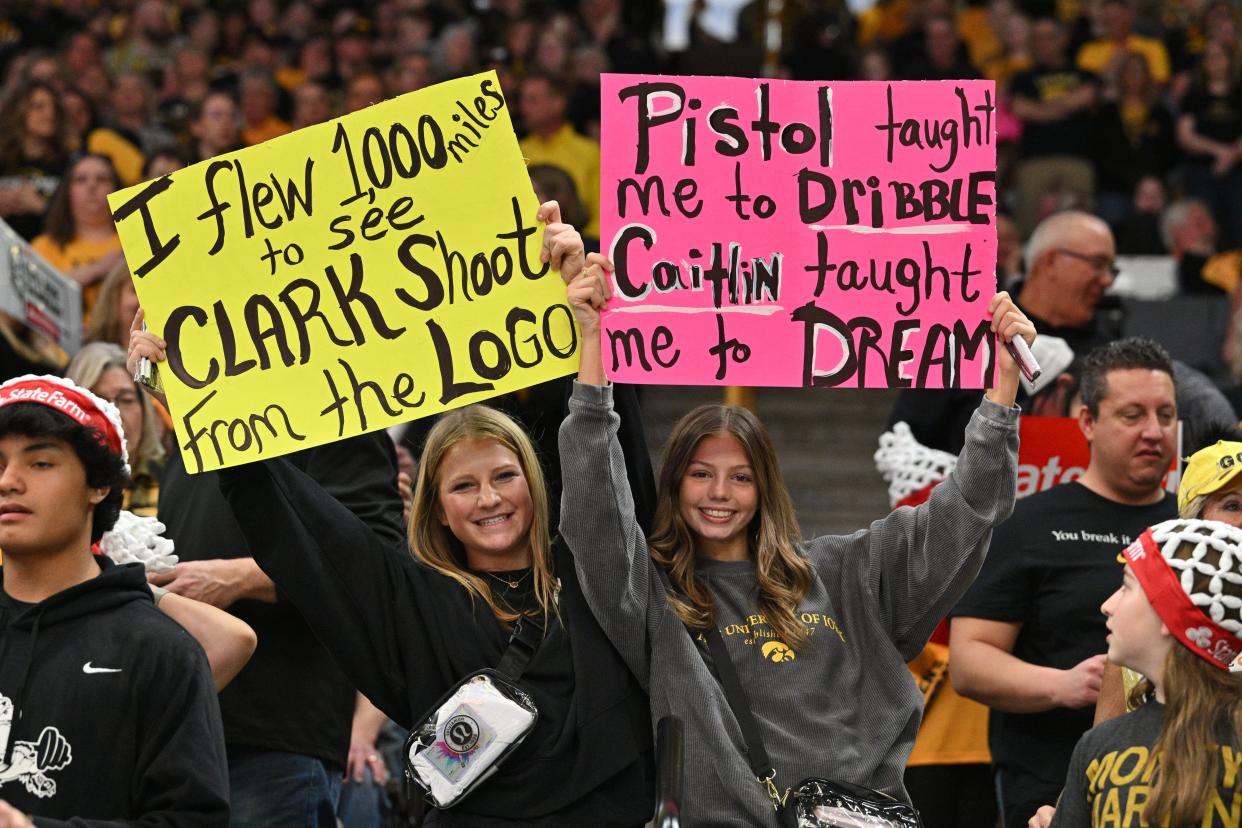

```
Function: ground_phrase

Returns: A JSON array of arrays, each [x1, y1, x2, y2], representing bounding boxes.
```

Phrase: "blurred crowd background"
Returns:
[[3, 0, 1242, 385]]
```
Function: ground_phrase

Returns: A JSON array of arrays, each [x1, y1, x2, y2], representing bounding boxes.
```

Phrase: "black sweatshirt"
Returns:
[[158, 431, 405, 767], [0, 557, 228, 826], [217, 463, 655, 826]]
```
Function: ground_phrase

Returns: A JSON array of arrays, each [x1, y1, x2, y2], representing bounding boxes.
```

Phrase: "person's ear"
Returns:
[[88, 486, 109, 506], [1078, 402, 1095, 442], [1034, 248, 1059, 280]]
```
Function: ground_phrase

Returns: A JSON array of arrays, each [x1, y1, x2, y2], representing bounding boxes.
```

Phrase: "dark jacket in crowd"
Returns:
[[0, 557, 228, 826], [158, 431, 406, 769]]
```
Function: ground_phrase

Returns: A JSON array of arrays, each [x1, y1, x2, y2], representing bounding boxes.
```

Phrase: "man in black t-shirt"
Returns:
[[949, 338, 1178, 828], [1009, 17, 1099, 236]]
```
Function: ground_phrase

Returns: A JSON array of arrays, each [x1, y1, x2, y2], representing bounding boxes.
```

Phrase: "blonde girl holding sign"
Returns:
[[558, 254, 1035, 826], [128, 205, 657, 828]]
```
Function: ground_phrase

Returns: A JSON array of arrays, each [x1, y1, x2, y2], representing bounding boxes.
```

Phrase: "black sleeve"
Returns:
[[1009, 71, 1037, 102], [1181, 89, 1207, 124], [950, 510, 1034, 622], [32, 636, 229, 827], [292, 431, 405, 548], [217, 458, 431, 725], [886, 389, 982, 454]]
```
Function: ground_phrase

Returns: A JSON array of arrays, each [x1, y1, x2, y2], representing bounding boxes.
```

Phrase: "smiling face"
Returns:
[[1042, 221, 1117, 327], [0, 433, 105, 559], [1102, 566, 1171, 677], [678, 433, 759, 560], [435, 438, 534, 569]]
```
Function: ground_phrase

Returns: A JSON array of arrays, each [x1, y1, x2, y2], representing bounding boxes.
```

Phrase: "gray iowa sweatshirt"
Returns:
[[558, 382, 1019, 827]]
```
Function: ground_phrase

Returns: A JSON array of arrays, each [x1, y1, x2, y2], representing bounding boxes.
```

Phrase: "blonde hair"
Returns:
[[65, 342, 164, 469], [409, 406, 557, 624], [650, 404, 814, 650], [84, 259, 134, 347]]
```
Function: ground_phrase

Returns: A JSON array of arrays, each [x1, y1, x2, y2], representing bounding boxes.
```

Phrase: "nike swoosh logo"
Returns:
[[82, 662, 122, 674]]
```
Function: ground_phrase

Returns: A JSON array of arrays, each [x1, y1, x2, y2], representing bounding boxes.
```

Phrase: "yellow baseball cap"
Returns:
[[1178, 440, 1242, 512]]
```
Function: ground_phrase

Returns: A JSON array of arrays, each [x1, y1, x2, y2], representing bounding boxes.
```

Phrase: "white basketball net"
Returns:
[[874, 422, 958, 508], [1150, 519, 1242, 635]]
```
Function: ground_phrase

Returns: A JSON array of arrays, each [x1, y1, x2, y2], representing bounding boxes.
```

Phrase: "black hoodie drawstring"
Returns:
[[4, 610, 40, 768]]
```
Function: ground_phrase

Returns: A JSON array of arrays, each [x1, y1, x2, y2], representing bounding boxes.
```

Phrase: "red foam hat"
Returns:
[[0, 374, 129, 472]]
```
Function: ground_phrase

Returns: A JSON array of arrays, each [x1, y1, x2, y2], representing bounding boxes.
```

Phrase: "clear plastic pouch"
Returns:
[[405, 669, 538, 809], [791, 778, 923, 828]]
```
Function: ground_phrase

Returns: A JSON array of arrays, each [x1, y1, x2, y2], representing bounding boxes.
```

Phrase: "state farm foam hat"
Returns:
[[1122, 519, 1242, 672], [0, 374, 129, 474], [1177, 440, 1242, 513]]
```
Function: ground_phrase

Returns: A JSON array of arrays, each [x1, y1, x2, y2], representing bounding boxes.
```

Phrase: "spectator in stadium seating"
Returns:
[[190, 90, 242, 162], [239, 70, 291, 146], [30, 153, 122, 316], [0, 80, 72, 240], [1009, 18, 1099, 236], [291, 81, 334, 129], [88, 72, 172, 186], [1090, 52, 1177, 227], [1077, 0, 1171, 89], [1178, 39, 1242, 247], [519, 72, 602, 239]]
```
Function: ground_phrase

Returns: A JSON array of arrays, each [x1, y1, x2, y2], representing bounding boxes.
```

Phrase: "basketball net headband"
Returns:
[[0, 375, 130, 474], [1123, 520, 1242, 672]]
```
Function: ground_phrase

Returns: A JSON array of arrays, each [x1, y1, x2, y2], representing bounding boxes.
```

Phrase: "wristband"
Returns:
[[150, 584, 169, 607]]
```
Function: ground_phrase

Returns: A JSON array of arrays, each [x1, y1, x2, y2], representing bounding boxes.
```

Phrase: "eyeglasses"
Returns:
[[1056, 248, 1120, 278], [102, 392, 142, 409]]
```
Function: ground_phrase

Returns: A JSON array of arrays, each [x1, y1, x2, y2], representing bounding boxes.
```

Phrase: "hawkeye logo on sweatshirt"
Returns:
[[0, 693, 72, 798], [710, 612, 847, 664]]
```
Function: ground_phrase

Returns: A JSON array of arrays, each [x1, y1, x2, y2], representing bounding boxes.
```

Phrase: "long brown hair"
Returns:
[[649, 404, 815, 650], [409, 406, 557, 625], [1129, 645, 1242, 825], [0, 80, 72, 173]]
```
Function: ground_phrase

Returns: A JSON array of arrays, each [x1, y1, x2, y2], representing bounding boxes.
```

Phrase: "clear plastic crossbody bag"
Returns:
[[788, 778, 923, 827], [404, 617, 541, 809], [699, 625, 924, 828]]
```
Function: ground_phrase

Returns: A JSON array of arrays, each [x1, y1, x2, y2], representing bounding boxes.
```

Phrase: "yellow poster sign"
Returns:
[[108, 72, 578, 473]]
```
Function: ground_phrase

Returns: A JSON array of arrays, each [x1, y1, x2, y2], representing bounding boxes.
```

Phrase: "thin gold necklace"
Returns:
[[482, 568, 532, 589]]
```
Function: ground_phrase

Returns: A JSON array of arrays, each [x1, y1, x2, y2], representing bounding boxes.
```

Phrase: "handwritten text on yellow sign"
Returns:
[[109, 72, 577, 473]]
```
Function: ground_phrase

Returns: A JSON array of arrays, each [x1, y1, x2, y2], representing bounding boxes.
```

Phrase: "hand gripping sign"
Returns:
[[108, 72, 577, 473], [598, 75, 999, 388]]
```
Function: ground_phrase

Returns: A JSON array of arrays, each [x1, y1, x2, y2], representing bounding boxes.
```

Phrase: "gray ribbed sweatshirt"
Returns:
[[558, 382, 1019, 827]]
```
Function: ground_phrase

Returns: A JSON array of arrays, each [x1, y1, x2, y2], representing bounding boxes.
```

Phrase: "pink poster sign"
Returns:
[[599, 75, 998, 388]]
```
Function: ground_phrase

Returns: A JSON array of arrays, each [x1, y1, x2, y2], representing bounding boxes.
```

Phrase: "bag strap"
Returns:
[[703, 626, 788, 810], [495, 614, 544, 680]]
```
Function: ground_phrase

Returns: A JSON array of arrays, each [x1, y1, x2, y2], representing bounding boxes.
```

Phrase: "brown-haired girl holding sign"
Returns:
[[558, 254, 1035, 826]]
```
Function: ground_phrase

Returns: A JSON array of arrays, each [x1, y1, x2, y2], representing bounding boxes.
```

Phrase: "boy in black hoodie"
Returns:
[[0, 375, 227, 828]]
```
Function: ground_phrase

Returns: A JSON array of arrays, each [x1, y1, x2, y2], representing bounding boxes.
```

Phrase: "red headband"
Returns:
[[0, 376, 126, 461], [1124, 530, 1242, 671]]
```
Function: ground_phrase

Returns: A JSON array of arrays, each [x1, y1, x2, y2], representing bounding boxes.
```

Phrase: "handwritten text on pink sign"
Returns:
[[599, 76, 998, 388]]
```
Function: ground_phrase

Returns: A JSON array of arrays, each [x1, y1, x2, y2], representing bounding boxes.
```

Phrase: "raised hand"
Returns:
[[538, 200, 587, 283]]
